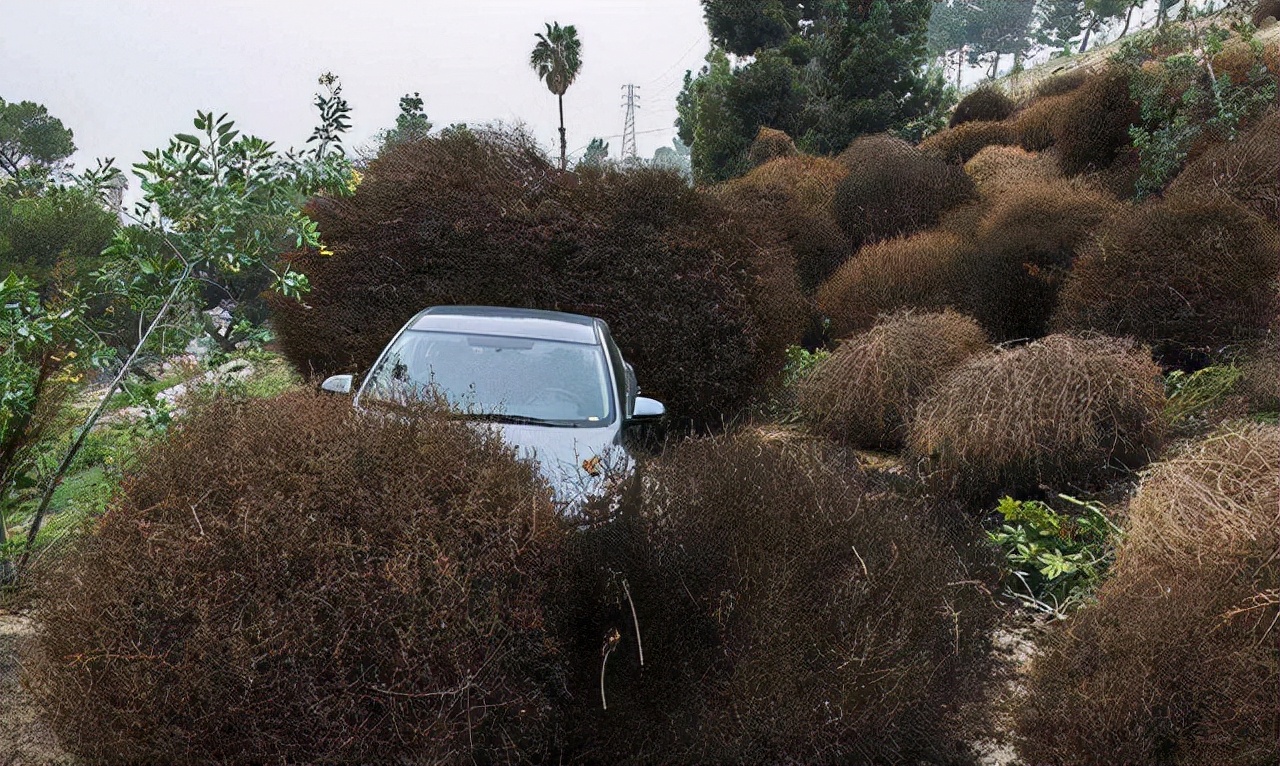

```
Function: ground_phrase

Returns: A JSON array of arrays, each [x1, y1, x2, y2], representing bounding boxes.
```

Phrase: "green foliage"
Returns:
[[578, 137, 610, 168], [1122, 21, 1276, 196], [781, 343, 829, 387], [1163, 364, 1244, 424], [0, 98, 76, 188], [988, 494, 1118, 616], [377, 92, 433, 151], [679, 0, 950, 182], [927, 0, 1038, 77], [530, 21, 584, 169], [0, 185, 118, 283]]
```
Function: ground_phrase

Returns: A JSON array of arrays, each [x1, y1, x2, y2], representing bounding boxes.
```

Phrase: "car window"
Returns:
[[363, 330, 615, 427]]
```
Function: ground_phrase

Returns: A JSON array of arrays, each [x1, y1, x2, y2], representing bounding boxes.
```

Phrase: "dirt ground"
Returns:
[[0, 613, 73, 766]]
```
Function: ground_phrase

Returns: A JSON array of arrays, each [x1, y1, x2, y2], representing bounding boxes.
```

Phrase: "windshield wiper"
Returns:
[[465, 413, 584, 428]]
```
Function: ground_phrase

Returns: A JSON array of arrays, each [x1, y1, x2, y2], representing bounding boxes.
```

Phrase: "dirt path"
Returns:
[[0, 613, 73, 765]]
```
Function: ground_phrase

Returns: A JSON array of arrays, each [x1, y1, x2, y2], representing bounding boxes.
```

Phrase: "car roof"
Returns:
[[406, 305, 603, 345]]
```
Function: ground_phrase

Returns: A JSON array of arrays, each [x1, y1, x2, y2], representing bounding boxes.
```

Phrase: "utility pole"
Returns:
[[621, 84, 640, 163]]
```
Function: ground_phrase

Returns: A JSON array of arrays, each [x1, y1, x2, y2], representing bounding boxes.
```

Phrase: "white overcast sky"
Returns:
[[2, 0, 710, 177]]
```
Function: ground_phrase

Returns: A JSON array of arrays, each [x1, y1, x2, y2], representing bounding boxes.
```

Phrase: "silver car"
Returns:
[[321, 306, 665, 506]]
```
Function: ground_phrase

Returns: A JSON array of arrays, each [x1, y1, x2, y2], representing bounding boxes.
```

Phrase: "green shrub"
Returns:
[[1052, 195, 1279, 362], [797, 310, 989, 448], [24, 393, 567, 764], [554, 432, 1002, 763], [1162, 364, 1245, 425], [987, 494, 1117, 616], [270, 128, 807, 426], [1015, 423, 1280, 764], [949, 85, 1016, 126], [831, 134, 976, 249], [908, 334, 1166, 501]]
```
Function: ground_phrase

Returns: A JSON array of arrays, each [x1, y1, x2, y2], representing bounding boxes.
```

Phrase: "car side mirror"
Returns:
[[320, 374, 355, 395], [631, 396, 665, 421]]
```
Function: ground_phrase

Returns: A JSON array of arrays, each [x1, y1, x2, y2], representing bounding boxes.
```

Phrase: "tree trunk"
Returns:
[[1080, 16, 1097, 52], [990, 51, 1002, 79], [558, 95, 567, 171], [1120, 2, 1136, 37], [16, 261, 193, 579]]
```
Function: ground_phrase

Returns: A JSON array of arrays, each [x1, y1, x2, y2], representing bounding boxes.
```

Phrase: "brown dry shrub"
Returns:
[[1166, 109, 1280, 224], [1052, 196, 1280, 359], [1015, 423, 1280, 765], [950, 85, 1016, 126], [22, 393, 567, 764], [1212, 40, 1280, 89], [908, 334, 1166, 500], [918, 121, 1019, 164], [1240, 316, 1280, 411], [964, 145, 1059, 197], [1254, 0, 1280, 25], [1013, 93, 1072, 151], [747, 126, 798, 167], [954, 178, 1117, 341], [831, 134, 977, 249], [1052, 68, 1140, 175], [270, 128, 807, 426], [816, 230, 969, 338], [557, 432, 1002, 763], [797, 311, 989, 448], [1033, 69, 1092, 98], [717, 155, 853, 291]]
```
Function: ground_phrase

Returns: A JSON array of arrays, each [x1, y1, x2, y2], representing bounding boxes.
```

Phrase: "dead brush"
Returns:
[[1015, 423, 1280, 765], [270, 126, 808, 426], [963, 145, 1059, 197], [831, 134, 976, 249], [1051, 67, 1141, 175], [1166, 109, 1280, 224], [954, 177, 1118, 341], [908, 334, 1166, 501], [716, 154, 853, 291], [555, 432, 1002, 764], [950, 85, 1016, 126], [1123, 422, 1280, 564], [919, 121, 1019, 164], [1052, 195, 1280, 360], [747, 126, 798, 166], [816, 230, 970, 338], [22, 392, 568, 765], [796, 310, 989, 448]]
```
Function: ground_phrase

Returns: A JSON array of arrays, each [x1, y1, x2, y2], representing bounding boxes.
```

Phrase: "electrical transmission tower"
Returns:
[[621, 84, 640, 162]]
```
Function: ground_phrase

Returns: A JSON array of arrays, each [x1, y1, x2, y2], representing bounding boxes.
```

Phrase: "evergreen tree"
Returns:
[[679, 0, 947, 183]]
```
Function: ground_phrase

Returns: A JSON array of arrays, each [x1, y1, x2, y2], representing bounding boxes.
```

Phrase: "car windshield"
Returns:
[[362, 330, 614, 427]]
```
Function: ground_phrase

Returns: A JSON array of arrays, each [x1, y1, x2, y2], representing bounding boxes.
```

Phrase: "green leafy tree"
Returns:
[[10, 76, 354, 578], [0, 186, 118, 284], [702, 0, 816, 55], [579, 137, 610, 168], [529, 22, 584, 171], [0, 98, 76, 187], [378, 92, 434, 151], [679, 0, 948, 182], [928, 0, 1038, 79]]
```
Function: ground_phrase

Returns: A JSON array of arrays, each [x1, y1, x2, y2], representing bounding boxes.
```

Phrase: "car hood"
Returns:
[[485, 422, 630, 503]]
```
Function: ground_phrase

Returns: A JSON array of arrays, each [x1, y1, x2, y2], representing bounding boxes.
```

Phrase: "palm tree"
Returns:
[[530, 22, 583, 171]]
